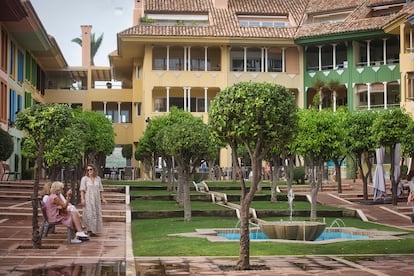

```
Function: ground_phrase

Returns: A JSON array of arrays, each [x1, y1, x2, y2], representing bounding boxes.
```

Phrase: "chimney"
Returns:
[[133, 0, 144, 26], [213, 0, 228, 9], [81, 25, 92, 66]]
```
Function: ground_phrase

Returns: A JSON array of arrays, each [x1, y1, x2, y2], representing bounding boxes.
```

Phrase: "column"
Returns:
[[204, 46, 208, 71], [333, 90, 337, 112], [117, 102, 121, 123], [103, 101, 107, 115], [183, 87, 187, 111], [383, 82, 387, 109], [243, 47, 247, 72], [366, 40, 371, 66], [282, 48, 286, 72], [367, 83, 371, 110], [383, 38, 387, 65], [188, 46, 191, 71], [400, 24, 405, 54], [261, 47, 264, 72], [166, 46, 170, 71], [264, 48, 268, 72], [187, 87, 191, 112], [204, 87, 208, 113], [166, 86, 170, 112], [318, 46, 322, 71], [332, 44, 337, 69], [184, 47, 187, 71]]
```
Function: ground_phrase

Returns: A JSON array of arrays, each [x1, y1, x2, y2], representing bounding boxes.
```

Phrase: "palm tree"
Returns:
[[71, 33, 104, 65]]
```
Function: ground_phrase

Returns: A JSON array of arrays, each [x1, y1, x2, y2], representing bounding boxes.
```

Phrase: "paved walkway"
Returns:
[[0, 180, 413, 275]]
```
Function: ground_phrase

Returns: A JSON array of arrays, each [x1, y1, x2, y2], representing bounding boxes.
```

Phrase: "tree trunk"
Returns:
[[357, 154, 369, 200], [32, 145, 43, 249], [333, 159, 342, 193], [183, 164, 191, 221], [237, 155, 261, 270], [390, 146, 397, 205], [237, 198, 250, 270], [270, 155, 280, 202], [165, 157, 174, 192]]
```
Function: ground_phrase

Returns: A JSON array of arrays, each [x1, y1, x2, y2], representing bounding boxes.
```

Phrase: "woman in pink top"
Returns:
[[45, 181, 89, 243]]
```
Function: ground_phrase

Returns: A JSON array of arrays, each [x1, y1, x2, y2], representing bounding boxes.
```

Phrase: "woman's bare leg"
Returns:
[[71, 211, 84, 232]]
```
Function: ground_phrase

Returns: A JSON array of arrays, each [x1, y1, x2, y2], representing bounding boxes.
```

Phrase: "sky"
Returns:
[[31, 0, 134, 66]]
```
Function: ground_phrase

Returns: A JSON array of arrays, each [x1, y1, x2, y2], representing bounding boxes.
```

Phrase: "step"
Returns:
[[0, 211, 126, 222]]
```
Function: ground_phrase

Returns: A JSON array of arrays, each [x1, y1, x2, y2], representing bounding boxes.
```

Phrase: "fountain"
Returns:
[[259, 188, 326, 241]]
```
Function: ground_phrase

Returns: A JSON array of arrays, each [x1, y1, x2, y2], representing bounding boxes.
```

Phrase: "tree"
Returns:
[[42, 115, 87, 181], [156, 108, 211, 221], [71, 32, 104, 65], [328, 108, 348, 193], [344, 110, 378, 200], [0, 128, 13, 161], [371, 108, 412, 205], [121, 144, 133, 166], [135, 135, 154, 181], [75, 110, 115, 173], [136, 114, 172, 183], [209, 82, 298, 270], [15, 103, 74, 248], [295, 108, 344, 220]]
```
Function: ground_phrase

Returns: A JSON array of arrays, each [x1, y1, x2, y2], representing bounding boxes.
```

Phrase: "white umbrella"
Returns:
[[373, 146, 386, 201]]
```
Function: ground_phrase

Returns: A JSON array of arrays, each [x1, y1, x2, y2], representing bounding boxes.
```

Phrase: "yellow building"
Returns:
[[3, 0, 414, 179], [45, 0, 307, 171], [384, 5, 414, 116]]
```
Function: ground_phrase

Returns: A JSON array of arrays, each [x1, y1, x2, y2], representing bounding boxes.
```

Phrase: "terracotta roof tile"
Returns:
[[145, 0, 209, 13], [119, 0, 413, 41], [305, 0, 363, 14], [366, 0, 407, 7], [120, 0, 307, 39]]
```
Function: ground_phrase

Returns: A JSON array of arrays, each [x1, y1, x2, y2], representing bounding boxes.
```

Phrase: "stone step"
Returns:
[[279, 184, 353, 193], [0, 207, 125, 216], [0, 211, 126, 222]]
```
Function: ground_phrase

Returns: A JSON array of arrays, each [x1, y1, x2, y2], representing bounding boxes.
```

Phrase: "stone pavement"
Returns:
[[0, 180, 413, 276]]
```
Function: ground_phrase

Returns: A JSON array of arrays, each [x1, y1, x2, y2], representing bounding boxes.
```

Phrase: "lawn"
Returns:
[[132, 217, 414, 256], [104, 180, 414, 256]]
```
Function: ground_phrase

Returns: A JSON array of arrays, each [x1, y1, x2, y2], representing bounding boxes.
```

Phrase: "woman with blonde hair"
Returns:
[[45, 181, 89, 243], [80, 164, 107, 236]]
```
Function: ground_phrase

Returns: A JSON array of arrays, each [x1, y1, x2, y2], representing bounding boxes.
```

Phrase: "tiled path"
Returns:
[[0, 180, 413, 275]]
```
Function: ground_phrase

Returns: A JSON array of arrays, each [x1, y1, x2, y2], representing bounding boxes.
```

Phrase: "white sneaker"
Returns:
[[70, 238, 82, 244], [76, 231, 89, 238]]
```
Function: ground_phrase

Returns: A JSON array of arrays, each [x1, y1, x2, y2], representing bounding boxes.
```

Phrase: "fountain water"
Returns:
[[259, 188, 326, 241], [329, 218, 346, 228], [288, 188, 294, 221]]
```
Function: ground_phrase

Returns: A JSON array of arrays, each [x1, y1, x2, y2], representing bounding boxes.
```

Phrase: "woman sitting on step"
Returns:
[[45, 181, 89, 243]]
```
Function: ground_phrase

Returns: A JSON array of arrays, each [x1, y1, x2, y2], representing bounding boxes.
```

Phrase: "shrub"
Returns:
[[287, 166, 306, 184], [0, 128, 13, 161]]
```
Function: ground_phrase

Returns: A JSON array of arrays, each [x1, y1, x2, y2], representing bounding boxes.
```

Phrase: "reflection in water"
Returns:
[[15, 261, 125, 276]]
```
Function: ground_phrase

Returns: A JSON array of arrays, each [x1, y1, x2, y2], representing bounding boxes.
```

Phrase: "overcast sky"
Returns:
[[31, 0, 133, 66]]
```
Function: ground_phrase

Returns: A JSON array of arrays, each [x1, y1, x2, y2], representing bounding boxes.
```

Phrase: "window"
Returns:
[[17, 50, 24, 83], [306, 11, 351, 24], [1, 30, 7, 71], [24, 92, 32, 108], [370, 3, 404, 17], [9, 89, 16, 122], [0, 81, 7, 122], [9, 41, 15, 77], [238, 15, 289, 28]]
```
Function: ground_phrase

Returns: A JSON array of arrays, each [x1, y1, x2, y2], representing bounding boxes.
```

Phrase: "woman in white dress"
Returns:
[[80, 164, 107, 236]]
